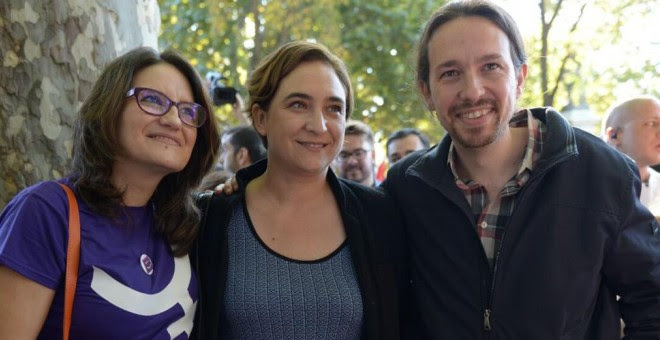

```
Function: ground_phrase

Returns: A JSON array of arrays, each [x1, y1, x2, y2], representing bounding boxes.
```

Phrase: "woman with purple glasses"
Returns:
[[0, 47, 219, 338]]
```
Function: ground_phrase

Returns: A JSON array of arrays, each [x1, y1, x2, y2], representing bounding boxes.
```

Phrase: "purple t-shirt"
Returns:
[[0, 180, 197, 339]]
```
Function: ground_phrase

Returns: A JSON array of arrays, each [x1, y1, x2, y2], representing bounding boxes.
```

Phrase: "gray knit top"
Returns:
[[220, 201, 364, 339]]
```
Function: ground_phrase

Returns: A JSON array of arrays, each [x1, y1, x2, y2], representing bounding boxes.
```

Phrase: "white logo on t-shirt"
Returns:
[[90, 255, 196, 339]]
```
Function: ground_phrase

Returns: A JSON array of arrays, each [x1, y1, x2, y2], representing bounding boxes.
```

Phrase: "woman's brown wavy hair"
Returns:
[[71, 47, 219, 256]]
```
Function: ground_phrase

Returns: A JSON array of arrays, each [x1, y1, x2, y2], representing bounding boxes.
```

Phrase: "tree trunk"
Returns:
[[0, 0, 160, 209]]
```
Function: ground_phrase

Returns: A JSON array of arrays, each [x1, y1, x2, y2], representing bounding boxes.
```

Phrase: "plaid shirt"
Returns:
[[448, 109, 546, 270]]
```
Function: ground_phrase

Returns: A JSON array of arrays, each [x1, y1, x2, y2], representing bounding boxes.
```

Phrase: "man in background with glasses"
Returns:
[[336, 120, 379, 187]]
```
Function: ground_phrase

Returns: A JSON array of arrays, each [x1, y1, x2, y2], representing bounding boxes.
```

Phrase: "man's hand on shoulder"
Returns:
[[214, 176, 239, 196]]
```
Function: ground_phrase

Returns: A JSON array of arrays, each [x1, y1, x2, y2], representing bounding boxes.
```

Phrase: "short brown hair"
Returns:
[[72, 47, 219, 256], [246, 40, 353, 147], [416, 0, 527, 87], [345, 120, 375, 148]]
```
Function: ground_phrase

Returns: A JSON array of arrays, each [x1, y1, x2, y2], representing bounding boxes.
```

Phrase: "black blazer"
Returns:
[[191, 159, 409, 339]]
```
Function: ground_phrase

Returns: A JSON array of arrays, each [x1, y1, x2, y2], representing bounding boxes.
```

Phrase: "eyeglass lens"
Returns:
[[135, 88, 206, 127], [339, 149, 368, 161]]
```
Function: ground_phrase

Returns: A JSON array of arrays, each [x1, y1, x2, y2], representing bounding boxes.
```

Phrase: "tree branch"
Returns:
[[568, 2, 587, 33], [547, 2, 585, 105], [249, 0, 261, 71], [547, 0, 564, 28], [548, 52, 574, 106]]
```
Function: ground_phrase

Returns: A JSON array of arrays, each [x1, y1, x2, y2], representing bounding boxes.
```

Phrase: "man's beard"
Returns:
[[344, 165, 369, 182], [447, 98, 506, 149]]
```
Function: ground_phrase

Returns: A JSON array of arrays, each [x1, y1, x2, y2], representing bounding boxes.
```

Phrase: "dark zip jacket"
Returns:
[[383, 107, 660, 339], [191, 159, 409, 339]]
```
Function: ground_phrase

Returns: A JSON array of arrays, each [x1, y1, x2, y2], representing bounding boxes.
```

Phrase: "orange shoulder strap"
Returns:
[[58, 183, 80, 340]]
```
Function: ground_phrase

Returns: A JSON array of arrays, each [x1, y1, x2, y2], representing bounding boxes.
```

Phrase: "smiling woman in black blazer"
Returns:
[[191, 41, 408, 340]]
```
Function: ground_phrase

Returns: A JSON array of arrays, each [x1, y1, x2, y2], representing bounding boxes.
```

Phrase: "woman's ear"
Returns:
[[252, 104, 267, 137]]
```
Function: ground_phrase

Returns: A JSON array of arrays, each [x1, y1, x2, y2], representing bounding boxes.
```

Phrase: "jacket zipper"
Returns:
[[484, 174, 538, 331], [484, 309, 492, 331], [483, 153, 576, 333]]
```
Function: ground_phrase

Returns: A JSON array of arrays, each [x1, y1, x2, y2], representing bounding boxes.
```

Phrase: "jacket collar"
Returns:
[[234, 158, 266, 192], [406, 107, 578, 194], [529, 107, 578, 171]]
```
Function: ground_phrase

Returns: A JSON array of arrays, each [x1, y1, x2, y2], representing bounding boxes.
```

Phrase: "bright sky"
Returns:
[[499, 0, 660, 41], [497, 0, 660, 102]]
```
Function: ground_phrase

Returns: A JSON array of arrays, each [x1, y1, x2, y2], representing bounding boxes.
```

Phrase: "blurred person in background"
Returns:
[[218, 125, 267, 174], [604, 95, 660, 216], [336, 120, 378, 187], [386, 128, 430, 164]]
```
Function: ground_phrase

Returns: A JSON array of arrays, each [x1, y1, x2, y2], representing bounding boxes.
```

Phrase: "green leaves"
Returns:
[[160, 0, 445, 142], [160, 0, 659, 141]]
